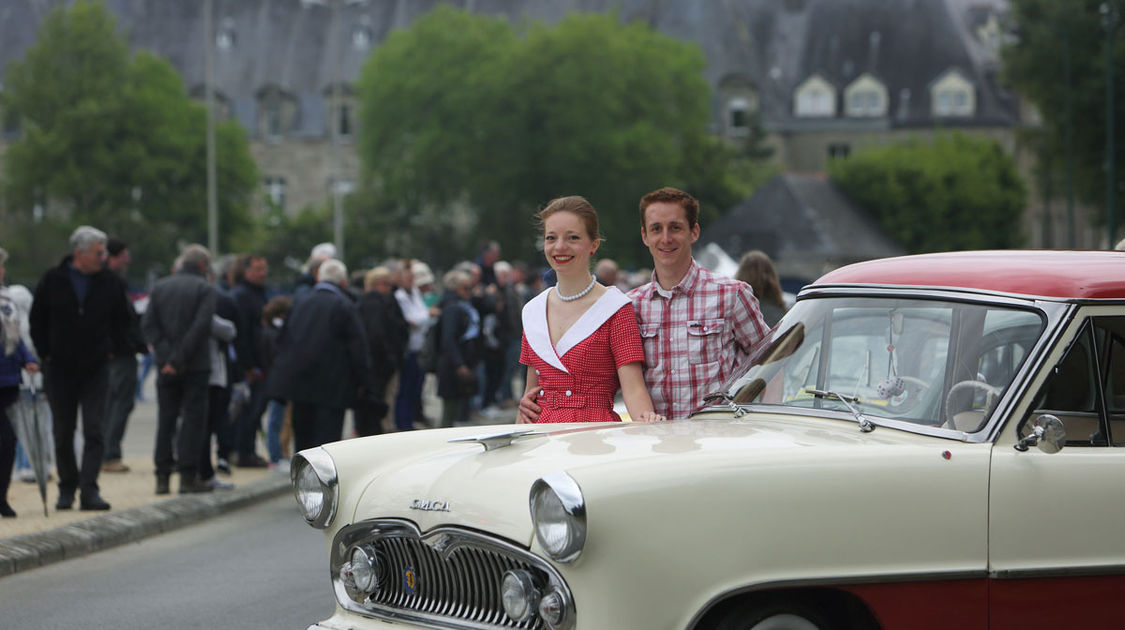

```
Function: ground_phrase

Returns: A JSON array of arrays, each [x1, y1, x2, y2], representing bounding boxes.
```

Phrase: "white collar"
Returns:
[[522, 286, 631, 374]]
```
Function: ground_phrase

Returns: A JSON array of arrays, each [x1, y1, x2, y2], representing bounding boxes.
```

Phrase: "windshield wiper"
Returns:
[[702, 390, 748, 417], [804, 388, 876, 432]]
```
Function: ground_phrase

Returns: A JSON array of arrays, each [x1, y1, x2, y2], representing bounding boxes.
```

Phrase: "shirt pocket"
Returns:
[[639, 323, 661, 368], [687, 318, 725, 365]]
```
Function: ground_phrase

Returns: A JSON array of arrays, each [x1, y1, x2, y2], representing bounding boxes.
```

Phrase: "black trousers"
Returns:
[[290, 402, 345, 453], [103, 353, 137, 461], [45, 364, 108, 496], [235, 379, 266, 458], [154, 370, 209, 479], [0, 386, 18, 504]]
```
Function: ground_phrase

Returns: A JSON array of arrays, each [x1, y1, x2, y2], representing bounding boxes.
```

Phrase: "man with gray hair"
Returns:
[[267, 258, 375, 450], [142, 245, 217, 494], [30, 225, 131, 511]]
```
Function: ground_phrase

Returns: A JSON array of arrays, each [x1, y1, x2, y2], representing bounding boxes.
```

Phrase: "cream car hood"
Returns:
[[327, 411, 977, 548]]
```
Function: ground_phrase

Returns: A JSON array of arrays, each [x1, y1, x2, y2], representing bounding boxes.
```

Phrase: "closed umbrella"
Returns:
[[10, 382, 52, 517]]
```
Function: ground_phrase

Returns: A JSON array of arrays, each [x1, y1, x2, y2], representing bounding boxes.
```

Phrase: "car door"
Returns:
[[989, 309, 1125, 629]]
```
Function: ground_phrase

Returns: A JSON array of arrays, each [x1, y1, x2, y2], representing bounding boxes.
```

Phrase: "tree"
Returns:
[[1003, 0, 1124, 227], [0, 0, 257, 282], [829, 134, 1026, 253], [355, 8, 765, 268]]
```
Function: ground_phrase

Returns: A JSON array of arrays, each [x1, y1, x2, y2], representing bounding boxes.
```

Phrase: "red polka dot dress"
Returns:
[[520, 287, 645, 423]]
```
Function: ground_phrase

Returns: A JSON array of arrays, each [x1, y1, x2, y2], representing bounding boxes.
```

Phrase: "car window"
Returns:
[[724, 296, 1044, 434], [1025, 316, 1125, 446]]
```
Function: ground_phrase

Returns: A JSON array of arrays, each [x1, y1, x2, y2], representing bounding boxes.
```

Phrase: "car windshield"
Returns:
[[720, 296, 1045, 433]]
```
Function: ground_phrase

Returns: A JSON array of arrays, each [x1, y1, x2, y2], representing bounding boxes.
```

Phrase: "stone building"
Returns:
[[2, 0, 1087, 247]]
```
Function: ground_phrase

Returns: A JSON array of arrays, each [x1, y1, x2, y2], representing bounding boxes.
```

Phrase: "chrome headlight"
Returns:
[[291, 447, 338, 529], [530, 472, 586, 563]]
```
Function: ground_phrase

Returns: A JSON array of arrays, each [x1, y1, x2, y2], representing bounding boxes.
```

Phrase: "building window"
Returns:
[[718, 74, 758, 139], [728, 97, 749, 133], [217, 18, 236, 50], [338, 103, 352, 138], [264, 177, 287, 211], [930, 69, 975, 117], [828, 143, 851, 159], [794, 75, 836, 118]]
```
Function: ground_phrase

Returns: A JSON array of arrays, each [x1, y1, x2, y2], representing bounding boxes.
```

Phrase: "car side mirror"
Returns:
[[1015, 414, 1066, 454]]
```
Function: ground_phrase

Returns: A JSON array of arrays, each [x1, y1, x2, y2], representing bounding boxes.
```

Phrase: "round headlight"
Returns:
[[500, 570, 540, 622], [291, 448, 338, 529], [349, 546, 380, 593], [530, 472, 586, 563]]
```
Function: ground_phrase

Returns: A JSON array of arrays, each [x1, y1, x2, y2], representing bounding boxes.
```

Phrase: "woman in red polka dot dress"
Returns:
[[516, 196, 665, 424]]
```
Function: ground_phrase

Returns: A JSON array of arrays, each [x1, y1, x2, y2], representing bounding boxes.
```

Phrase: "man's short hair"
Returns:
[[69, 225, 108, 253], [180, 244, 212, 271], [318, 259, 348, 285], [443, 269, 471, 291], [107, 237, 128, 257], [639, 187, 700, 230]]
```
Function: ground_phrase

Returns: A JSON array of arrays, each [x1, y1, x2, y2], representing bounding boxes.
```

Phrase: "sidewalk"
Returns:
[[0, 376, 516, 578]]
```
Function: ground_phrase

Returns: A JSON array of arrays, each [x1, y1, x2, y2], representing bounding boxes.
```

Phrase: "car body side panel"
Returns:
[[554, 438, 991, 629]]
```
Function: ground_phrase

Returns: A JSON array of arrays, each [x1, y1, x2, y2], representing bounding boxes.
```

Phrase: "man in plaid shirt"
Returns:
[[518, 187, 769, 422], [626, 187, 769, 419]]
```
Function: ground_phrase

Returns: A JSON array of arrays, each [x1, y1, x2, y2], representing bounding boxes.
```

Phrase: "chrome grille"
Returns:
[[331, 519, 573, 630]]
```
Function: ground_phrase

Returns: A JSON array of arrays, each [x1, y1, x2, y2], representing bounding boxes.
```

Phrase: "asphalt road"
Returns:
[[0, 494, 334, 630]]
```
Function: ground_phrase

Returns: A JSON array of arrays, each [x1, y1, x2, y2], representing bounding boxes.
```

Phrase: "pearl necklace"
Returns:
[[556, 275, 597, 302]]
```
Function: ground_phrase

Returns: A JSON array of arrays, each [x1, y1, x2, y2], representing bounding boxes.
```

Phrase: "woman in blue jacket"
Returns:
[[1, 247, 41, 518]]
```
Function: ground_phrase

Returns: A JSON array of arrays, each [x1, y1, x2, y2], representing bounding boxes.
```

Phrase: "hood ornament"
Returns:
[[449, 430, 545, 452]]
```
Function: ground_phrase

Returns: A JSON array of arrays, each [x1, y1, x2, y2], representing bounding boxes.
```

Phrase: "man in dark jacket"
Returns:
[[230, 254, 270, 467], [30, 226, 130, 511], [267, 259, 374, 451], [102, 237, 146, 473], [142, 245, 217, 494]]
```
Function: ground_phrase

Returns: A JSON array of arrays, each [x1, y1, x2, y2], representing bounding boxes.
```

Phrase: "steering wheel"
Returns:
[[944, 379, 1000, 429]]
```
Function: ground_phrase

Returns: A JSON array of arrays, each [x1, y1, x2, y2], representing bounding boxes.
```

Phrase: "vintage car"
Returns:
[[293, 250, 1125, 630]]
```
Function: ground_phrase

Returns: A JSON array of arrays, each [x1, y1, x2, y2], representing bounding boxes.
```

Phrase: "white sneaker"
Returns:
[[206, 477, 235, 491]]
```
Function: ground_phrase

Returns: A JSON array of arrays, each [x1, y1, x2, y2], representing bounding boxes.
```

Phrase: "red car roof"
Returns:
[[813, 250, 1125, 300]]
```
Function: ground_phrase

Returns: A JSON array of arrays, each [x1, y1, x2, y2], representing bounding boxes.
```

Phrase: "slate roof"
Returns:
[[698, 173, 906, 282], [0, 0, 1017, 137]]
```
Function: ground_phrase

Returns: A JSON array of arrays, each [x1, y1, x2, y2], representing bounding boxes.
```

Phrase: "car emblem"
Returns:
[[410, 499, 451, 512], [403, 566, 417, 595]]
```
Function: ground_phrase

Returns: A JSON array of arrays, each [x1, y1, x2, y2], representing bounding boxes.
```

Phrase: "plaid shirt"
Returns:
[[627, 260, 769, 419]]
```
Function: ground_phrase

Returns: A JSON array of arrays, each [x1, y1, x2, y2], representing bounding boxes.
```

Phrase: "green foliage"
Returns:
[[0, 0, 257, 283], [355, 7, 766, 268], [829, 134, 1027, 253], [1003, 0, 1124, 219]]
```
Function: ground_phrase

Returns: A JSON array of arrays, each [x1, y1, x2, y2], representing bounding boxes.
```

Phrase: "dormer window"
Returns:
[[718, 74, 758, 139], [353, 16, 373, 50], [257, 85, 298, 141], [794, 74, 836, 118], [844, 73, 888, 117], [931, 69, 975, 117]]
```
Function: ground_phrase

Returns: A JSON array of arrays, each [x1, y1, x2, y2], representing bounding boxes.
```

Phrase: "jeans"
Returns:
[[394, 353, 423, 431], [265, 399, 286, 463]]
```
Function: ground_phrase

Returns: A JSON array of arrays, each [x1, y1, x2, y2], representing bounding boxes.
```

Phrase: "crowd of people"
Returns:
[[0, 185, 790, 518]]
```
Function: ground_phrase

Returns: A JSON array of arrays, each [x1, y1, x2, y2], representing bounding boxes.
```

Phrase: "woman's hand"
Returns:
[[634, 411, 666, 423]]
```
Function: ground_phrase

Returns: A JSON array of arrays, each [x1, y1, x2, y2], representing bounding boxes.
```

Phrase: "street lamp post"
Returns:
[[204, 0, 219, 255], [1103, 2, 1118, 248]]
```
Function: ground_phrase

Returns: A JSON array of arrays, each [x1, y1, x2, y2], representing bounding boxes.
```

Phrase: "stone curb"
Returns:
[[0, 475, 292, 578]]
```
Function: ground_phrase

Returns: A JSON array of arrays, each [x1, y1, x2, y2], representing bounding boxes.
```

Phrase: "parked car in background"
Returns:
[[293, 250, 1125, 630]]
